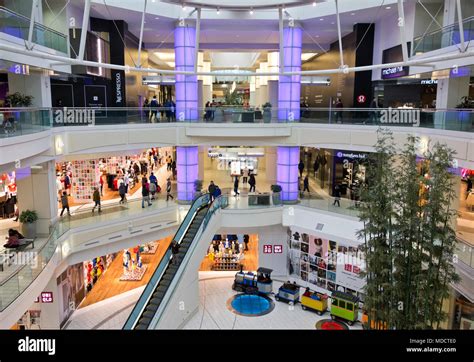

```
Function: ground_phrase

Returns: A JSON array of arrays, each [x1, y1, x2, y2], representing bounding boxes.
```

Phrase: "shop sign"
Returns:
[[420, 79, 438, 85], [8, 63, 29, 75], [41, 292, 53, 303], [357, 95, 366, 104], [335, 151, 367, 160], [380, 107, 420, 126], [115, 72, 122, 104], [274, 245, 283, 253], [381, 66, 409, 79], [263, 245, 273, 254], [54, 107, 95, 125]]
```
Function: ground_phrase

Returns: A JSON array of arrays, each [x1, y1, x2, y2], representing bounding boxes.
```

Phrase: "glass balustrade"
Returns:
[[413, 16, 474, 54], [3, 107, 474, 140], [0, 6, 68, 53]]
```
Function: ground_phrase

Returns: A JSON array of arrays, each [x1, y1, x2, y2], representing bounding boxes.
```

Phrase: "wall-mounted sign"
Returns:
[[420, 79, 438, 85], [111, 70, 125, 106], [357, 94, 366, 103], [41, 292, 54, 303], [263, 245, 273, 254], [335, 151, 367, 160], [381, 66, 409, 79]]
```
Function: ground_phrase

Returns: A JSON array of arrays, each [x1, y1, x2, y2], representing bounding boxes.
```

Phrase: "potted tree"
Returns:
[[263, 102, 272, 123], [19, 209, 38, 239], [271, 184, 282, 205], [5, 92, 34, 133]]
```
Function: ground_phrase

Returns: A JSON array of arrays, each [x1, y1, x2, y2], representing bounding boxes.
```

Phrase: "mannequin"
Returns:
[[123, 249, 131, 274], [231, 241, 236, 253]]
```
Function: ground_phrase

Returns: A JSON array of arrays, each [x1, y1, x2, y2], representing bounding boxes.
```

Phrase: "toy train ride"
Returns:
[[232, 267, 273, 295], [232, 268, 363, 326]]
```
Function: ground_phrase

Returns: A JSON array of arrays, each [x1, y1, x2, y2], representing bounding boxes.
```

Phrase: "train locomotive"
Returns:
[[232, 267, 273, 295]]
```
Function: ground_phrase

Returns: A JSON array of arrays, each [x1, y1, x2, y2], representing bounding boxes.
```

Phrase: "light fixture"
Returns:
[[351, 13, 355, 15], [250, 8, 253, 15], [216, 7, 220, 14], [319, 18, 324, 21], [155, 17, 159, 19], [313, 1, 316, 6], [386, 6, 391, 9], [182, 3, 186, 10]]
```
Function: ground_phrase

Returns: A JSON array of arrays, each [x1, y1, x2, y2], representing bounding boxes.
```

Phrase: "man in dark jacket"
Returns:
[[208, 181, 216, 201], [142, 181, 152, 208], [298, 160, 305, 177], [171, 241, 180, 265]]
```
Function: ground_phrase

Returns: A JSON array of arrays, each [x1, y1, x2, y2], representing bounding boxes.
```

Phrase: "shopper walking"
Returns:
[[166, 177, 174, 201], [141, 180, 152, 208], [92, 187, 101, 213], [171, 160, 176, 180], [298, 160, 305, 178], [124, 172, 130, 194], [99, 175, 104, 196], [166, 155, 172, 171], [150, 95, 159, 122], [303, 175, 310, 193], [149, 172, 158, 187], [249, 174, 256, 193], [333, 184, 341, 207], [208, 181, 216, 201], [335, 98, 344, 124], [171, 241, 180, 265], [119, 182, 127, 204], [60, 191, 70, 216], [149, 181, 157, 200], [233, 176, 240, 197], [243, 234, 250, 251]]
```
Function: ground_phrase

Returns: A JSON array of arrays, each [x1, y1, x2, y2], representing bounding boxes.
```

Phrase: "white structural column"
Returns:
[[77, 0, 91, 60], [334, 0, 345, 68], [27, 0, 39, 48], [397, 0, 409, 62], [265, 147, 277, 185], [137, 0, 147, 67], [455, 0, 466, 51], [16, 161, 58, 235]]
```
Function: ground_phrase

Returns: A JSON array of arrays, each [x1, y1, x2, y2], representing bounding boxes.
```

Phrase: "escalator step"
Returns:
[[160, 279, 171, 287], [156, 284, 168, 292], [149, 298, 162, 306], [143, 310, 155, 318], [135, 324, 148, 330], [138, 316, 151, 324], [167, 266, 178, 273], [162, 274, 173, 281]]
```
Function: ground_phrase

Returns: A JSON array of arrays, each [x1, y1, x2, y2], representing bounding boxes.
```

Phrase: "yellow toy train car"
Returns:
[[301, 287, 328, 315]]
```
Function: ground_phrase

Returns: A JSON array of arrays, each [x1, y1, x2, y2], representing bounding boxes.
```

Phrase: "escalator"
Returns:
[[123, 194, 210, 330]]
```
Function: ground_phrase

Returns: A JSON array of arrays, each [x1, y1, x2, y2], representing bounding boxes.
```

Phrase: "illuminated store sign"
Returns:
[[381, 66, 409, 79], [335, 151, 367, 160]]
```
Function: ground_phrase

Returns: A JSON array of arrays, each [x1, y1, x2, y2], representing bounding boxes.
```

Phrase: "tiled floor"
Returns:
[[183, 272, 363, 330]]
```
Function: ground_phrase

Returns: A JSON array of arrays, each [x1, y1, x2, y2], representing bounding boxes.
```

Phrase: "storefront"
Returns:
[[0, 170, 17, 219], [207, 147, 263, 176], [332, 150, 369, 201], [55, 147, 175, 205], [200, 234, 258, 272]]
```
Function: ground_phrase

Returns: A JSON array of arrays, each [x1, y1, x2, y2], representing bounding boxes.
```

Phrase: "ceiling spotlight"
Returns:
[[182, 4, 186, 11], [351, 13, 355, 15], [386, 6, 391, 9], [319, 18, 324, 21], [313, 1, 316, 6], [217, 7, 220, 14], [250, 8, 254, 15]]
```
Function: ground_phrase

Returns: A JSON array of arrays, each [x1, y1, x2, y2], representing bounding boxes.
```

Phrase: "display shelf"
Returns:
[[212, 255, 241, 271]]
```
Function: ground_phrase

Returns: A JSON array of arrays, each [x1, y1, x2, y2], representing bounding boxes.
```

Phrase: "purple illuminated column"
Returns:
[[177, 146, 198, 201], [277, 146, 299, 202], [278, 25, 302, 121], [175, 24, 199, 201], [174, 25, 198, 121]]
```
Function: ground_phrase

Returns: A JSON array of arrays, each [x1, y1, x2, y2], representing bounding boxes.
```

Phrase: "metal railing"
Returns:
[[0, 6, 68, 53], [2, 107, 474, 139], [413, 16, 474, 54], [456, 236, 474, 269]]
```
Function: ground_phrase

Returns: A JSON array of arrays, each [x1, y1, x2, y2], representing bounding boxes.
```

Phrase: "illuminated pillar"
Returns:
[[175, 23, 199, 201], [278, 24, 301, 121], [177, 146, 199, 202], [277, 146, 299, 202], [174, 23, 198, 121]]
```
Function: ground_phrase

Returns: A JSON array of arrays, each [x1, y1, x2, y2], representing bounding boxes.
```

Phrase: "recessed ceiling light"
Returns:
[[313, 1, 316, 6], [250, 8, 254, 15], [155, 17, 159, 19], [386, 6, 391, 9], [331, 22, 335, 25], [351, 13, 355, 16], [216, 8, 220, 14], [182, 4, 186, 11], [319, 18, 324, 21]]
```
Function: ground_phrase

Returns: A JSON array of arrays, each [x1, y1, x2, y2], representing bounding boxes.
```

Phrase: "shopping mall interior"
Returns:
[[0, 0, 473, 343]]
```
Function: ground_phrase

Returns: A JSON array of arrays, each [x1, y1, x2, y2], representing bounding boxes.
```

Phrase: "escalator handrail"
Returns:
[[123, 193, 210, 329], [148, 195, 229, 328]]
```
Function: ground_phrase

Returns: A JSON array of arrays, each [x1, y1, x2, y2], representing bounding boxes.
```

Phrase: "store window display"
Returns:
[[0, 171, 17, 219], [202, 234, 247, 271]]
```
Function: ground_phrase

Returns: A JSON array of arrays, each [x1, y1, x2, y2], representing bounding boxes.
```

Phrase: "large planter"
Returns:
[[22, 221, 37, 239]]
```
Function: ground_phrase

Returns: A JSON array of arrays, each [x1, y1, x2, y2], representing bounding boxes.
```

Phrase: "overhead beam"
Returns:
[[397, 0, 409, 62], [456, 0, 466, 52], [334, 0, 345, 68], [3, 43, 474, 77], [137, 0, 147, 67], [77, 0, 91, 60]]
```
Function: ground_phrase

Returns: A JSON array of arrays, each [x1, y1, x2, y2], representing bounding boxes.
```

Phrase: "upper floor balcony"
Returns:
[[0, 6, 68, 54], [412, 15, 474, 56]]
